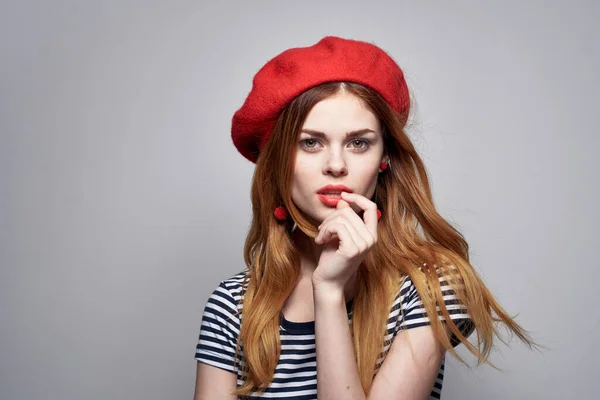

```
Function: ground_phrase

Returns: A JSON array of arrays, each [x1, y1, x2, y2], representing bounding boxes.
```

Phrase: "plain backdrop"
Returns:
[[1, 1, 598, 399]]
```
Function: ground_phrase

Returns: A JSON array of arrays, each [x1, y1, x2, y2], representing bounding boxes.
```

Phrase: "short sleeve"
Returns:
[[195, 281, 241, 373], [396, 274, 476, 347]]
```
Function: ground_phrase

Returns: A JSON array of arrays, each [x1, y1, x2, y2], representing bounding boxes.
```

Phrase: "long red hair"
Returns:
[[230, 81, 539, 397]]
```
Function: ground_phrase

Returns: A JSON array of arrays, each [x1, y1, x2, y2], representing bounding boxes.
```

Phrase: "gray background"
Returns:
[[1, 1, 598, 399]]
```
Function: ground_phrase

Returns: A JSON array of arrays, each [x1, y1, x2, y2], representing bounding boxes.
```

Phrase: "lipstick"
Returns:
[[317, 193, 343, 207], [317, 184, 353, 208]]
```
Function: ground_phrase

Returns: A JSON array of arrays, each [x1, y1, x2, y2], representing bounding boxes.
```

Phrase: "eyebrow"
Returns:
[[300, 128, 377, 138]]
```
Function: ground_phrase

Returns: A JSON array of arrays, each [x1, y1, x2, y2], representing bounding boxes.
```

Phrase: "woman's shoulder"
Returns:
[[220, 268, 250, 289], [209, 269, 251, 312]]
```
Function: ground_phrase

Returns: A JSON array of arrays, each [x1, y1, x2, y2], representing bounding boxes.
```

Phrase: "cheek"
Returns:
[[291, 163, 317, 204], [357, 163, 380, 199], [292, 162, 312, 186], [366, 179, 378, 200], [291, 170, 310, 198]]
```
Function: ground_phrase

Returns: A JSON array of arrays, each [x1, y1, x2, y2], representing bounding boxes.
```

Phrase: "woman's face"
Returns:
[[291, 91, 386, 223]]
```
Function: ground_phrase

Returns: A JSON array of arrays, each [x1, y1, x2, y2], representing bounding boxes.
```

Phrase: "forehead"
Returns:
[[301, 92, 380, 135]]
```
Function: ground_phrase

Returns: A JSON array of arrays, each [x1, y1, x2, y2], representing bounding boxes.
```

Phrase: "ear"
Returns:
[[379, 155, 389, 168]]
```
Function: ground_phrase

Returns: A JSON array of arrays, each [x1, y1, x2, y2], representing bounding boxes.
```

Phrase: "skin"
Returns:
[[193, 90, 444, 400], [290, 90, 388, 295], [288, 90, 443, 400]]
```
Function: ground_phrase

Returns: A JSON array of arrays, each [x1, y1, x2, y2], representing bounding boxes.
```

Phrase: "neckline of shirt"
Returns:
[[279, 297, 355, 334]]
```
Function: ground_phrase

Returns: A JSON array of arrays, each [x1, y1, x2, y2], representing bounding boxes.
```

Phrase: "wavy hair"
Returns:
[[230, 81, 539, 397]]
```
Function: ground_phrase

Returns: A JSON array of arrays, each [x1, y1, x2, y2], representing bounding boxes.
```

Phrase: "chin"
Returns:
[[293, 202, 325, 225]]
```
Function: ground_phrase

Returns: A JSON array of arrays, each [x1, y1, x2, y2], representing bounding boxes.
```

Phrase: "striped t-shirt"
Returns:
[[195, 269, 474, 399]]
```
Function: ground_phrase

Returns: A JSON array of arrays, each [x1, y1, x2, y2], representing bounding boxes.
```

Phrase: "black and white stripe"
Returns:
[[196, 270, 474, 399]]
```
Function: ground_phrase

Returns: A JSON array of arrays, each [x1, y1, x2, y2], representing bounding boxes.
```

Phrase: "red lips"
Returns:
[[316, 185, 353, 208], [317, 184, 353, 194]]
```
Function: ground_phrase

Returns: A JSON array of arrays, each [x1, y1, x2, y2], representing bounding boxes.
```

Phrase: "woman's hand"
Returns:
[[312, 191, 379, 291]]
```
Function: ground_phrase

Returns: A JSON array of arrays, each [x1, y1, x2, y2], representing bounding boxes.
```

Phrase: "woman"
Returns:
[[193, 36, 538, 399]]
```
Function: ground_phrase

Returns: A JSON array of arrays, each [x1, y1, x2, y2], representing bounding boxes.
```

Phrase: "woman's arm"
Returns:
[[313, 286, 443, 400], [193, 361, 237, 400], [313, 287, 366, 400], [368, 326, 444, 400]]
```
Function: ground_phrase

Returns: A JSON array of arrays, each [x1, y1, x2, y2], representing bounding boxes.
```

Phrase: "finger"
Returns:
[[336, 198, 351, 209], [318, 203, 374, 248], [318, 222, 359, 255], [332, 207, 373, 250], [338, 197, 361, 214], [317, 198, 351, 230], [339, 192, 378, 239], [341, 208, 375, 249], [317, 200, 359, 237], [318, 213, 368, 252]]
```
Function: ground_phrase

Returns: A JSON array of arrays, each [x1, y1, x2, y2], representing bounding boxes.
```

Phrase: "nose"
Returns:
[[323, 151, 348, 176]]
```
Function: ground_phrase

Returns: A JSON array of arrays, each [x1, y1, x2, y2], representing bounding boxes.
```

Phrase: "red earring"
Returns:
[[380, 162, 388, 171], [377, 208, 382, 221], [274, 206, 288, 221]]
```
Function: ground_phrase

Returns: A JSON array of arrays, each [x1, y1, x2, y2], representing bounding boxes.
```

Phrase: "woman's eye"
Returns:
[[350, 139, 370, 150], [299, 138, 370, 152], [300, 139, 320, 151]]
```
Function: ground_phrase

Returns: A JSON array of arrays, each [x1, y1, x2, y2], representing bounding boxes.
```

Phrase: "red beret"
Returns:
[[231, 36, 410, 163]]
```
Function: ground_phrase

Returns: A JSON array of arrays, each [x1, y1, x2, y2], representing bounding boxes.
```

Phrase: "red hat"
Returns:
[[231, 36, 410, 163]]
